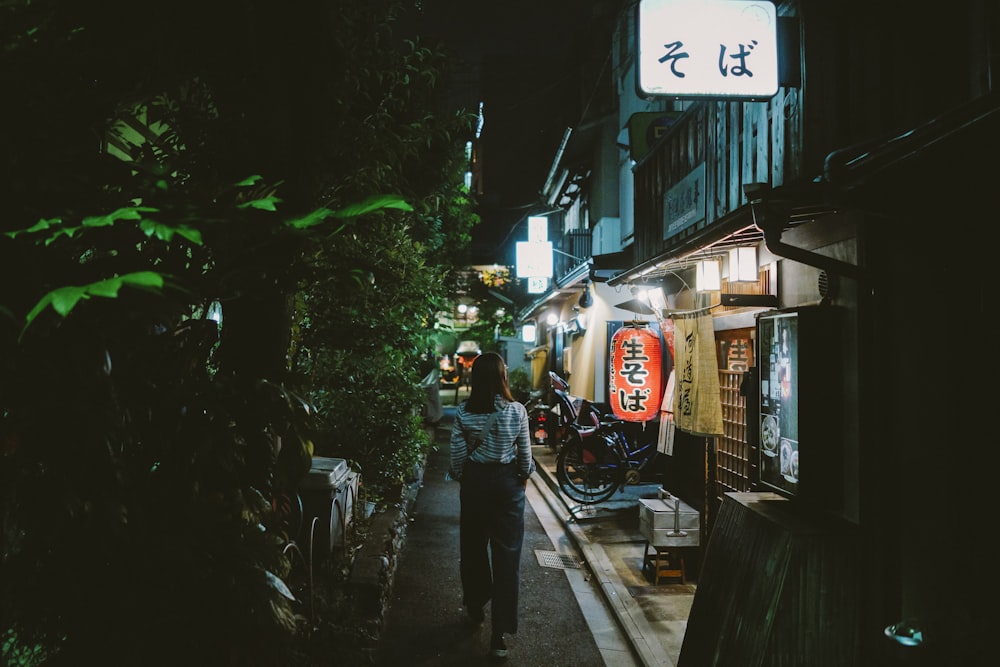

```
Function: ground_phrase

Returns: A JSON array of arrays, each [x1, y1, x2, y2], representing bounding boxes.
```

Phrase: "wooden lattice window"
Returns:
[[716, 370, 750, 499], [713, 326, 756, 505]]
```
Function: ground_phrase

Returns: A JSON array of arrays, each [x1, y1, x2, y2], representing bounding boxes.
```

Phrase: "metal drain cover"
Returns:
[[535, 549, 581, 570]]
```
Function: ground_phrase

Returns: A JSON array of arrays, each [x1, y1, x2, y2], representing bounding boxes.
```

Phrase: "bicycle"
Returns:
[[555, 414, 659, 504]]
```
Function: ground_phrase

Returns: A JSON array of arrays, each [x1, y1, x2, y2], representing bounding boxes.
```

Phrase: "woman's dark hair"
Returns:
[[466, 351, 514, 413]]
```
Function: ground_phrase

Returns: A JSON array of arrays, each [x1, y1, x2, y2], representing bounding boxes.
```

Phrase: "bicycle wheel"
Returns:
[[556, 430, 623, 504]]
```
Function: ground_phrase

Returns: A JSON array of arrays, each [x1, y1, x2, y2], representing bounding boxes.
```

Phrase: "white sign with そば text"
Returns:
[[638, 0, 778, 99]]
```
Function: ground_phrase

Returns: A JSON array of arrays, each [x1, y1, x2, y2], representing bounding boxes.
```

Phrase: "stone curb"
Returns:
[[532, 454, 675, 667], [343, 456, 427, 662]]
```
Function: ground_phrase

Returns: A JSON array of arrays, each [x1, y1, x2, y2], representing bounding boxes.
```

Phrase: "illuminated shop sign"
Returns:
[[638, 0, 778, 99], [515, 241, 553, 278]]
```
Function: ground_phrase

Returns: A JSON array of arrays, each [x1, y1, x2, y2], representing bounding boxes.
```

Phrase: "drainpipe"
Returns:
[[542, 127, 573, 198], [743, 183, 864, 282]]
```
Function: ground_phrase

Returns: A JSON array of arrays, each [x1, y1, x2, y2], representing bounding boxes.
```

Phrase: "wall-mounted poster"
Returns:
[[758, 311, 799, 494], [755, 306, 842, 506]]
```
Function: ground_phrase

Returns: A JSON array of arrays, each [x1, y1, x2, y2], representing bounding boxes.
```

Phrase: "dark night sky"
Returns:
[[412, 1, 603, 264]]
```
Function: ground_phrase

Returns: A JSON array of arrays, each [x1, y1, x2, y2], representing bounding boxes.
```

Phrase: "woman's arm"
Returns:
[[514, 403, 534, 481], [449, 409, 469, 480]]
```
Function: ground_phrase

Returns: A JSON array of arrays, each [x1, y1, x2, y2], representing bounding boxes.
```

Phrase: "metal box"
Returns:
[[638, 497, 701, 547], [299, 457, 359, 562], [301, 456, 349, 490]]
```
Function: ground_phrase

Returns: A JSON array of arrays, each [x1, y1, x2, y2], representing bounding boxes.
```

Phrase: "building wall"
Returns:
[[603, 0, 997, 662], [588, 117, 622, 224]]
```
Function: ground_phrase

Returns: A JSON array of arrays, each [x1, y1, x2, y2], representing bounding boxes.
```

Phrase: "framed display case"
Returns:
[[755, 306, 842, 507]]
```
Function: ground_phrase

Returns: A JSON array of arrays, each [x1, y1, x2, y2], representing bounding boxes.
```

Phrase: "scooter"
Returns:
[[525, 390, 552, 447], [530, 371, 602, 452]]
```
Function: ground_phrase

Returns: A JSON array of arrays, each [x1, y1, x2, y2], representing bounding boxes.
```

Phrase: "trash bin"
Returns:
[[299, 456, 360, 565]]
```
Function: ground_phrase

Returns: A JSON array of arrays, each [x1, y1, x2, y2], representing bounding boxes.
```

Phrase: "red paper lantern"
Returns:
[[609, 325, 663, 422]]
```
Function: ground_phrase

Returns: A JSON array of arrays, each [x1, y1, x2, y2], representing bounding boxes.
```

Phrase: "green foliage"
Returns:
[[293, 217, 448, 492], [507, 367, 533, 404], [1, 628, 48, 667], [0, 0, 479, 664], [305, 346, 430, 497], [1, 302, 316, 665], [272, 1, 478, 499]]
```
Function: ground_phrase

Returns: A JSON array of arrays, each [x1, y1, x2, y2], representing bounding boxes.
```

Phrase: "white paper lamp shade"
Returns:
[[696, 259, 721, 291]]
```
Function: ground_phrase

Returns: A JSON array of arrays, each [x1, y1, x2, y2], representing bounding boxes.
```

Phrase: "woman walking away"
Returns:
[[448, 352, 534, 662]]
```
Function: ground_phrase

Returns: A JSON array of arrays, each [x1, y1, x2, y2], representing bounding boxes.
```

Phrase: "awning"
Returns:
[[611, 298, 656, 315], [590, 248, 633, 282], [606, 212, 766, 287]]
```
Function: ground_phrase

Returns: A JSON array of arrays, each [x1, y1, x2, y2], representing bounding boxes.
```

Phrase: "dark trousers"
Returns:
[[459, 461, 526, 635]]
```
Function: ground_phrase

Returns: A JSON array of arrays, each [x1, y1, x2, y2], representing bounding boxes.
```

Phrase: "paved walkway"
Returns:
[[376, 414, 638, 665], [378, 394, 696, 666]]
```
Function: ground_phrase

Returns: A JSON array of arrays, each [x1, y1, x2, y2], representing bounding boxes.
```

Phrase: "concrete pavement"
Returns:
[[530, 444, 696, 667], [377, 392, 696, 666]]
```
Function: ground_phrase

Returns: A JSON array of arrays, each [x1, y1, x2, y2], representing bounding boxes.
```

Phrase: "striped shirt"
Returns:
[[449, 395, 534, 481]]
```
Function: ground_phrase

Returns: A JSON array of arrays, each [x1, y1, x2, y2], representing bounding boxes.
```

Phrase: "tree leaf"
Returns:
[[235, 175, 263, 187], [265, 570, 296, 602], [285, 195, 411, 230], [173, 225, 203, 245], [82, 206, 159, 228], [4, 217, 62, 239], [237, 196, 282, 211], [138, 219, 203, 245], [120, 271, 165, 289], [19, 272, 166, 340], [328, 194, 413, 219], [50, 286, 89, 316], [285, 208, 333, 230]]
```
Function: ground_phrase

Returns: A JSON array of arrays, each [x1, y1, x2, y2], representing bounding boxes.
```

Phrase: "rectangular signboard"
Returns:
[[515, 241, 553, 278], [663, 163, 706, 239], [638, 0, 778, 99]]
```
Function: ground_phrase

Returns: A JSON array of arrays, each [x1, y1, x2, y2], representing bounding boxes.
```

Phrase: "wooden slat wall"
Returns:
[[634, 0, 992, 269], [634, 85, 800, 266], [725, 102, 740, 207], [678, 493, 861, 667]]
